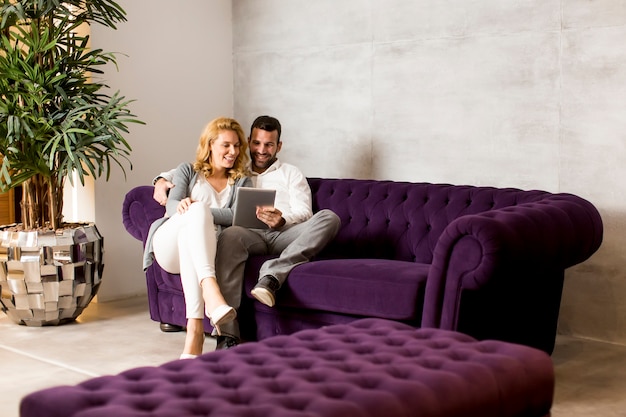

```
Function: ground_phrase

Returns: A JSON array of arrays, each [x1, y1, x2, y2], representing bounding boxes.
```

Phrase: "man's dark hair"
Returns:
[[250, 115, 282, 142]]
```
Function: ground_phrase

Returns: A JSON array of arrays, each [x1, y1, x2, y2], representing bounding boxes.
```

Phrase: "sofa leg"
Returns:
[[159, 323, 183, 333]]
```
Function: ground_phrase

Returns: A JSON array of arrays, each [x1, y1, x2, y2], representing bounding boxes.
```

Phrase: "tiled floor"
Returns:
[[1, 297, 625, 417]]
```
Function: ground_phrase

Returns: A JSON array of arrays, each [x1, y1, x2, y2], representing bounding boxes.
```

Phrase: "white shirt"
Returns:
[[251, 160, 312, 226], [156, 159, 312, 227]]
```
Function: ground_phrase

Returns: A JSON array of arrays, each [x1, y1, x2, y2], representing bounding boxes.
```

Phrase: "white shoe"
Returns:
[[179, 353, 198, 360], [208, 305, 236, 336]]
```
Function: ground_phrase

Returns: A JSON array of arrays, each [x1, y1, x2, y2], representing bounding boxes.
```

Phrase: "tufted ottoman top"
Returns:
[[20, 319, 554, 417]]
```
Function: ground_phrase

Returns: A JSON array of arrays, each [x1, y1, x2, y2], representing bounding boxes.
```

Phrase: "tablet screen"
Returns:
[[232, 188, 276, 229]]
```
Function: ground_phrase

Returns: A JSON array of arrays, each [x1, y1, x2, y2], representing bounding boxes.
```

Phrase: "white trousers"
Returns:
[[152, 202, 217, 319]]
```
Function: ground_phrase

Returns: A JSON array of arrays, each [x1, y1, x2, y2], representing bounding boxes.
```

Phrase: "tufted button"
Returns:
[[303, 373, 327, 383], [420, 358, 443, 370], [355, 345, 376, 354], [256, 368, 281, 378], [386, 367, 411, 379], [354, 377, 382, 389], [321, 385, 349, 399], [291, 359, 315, 370], [337, 363, 363, 373], [268, 382, 293, 394]]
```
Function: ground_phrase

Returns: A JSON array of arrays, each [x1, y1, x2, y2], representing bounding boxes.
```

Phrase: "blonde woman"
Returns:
[[143, 117, 252, 359]]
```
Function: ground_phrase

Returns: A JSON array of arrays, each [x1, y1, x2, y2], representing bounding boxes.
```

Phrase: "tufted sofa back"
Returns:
[[308, 178, 553, 263]]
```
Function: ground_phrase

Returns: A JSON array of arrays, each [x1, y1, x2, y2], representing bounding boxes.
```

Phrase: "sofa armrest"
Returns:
[[422, 194, 603, 345], [122, 186, 166, 244]]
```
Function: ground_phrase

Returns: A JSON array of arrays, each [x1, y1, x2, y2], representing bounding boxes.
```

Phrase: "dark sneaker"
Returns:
[[215, 335, 240, 350], [251, 275, 280, 307]]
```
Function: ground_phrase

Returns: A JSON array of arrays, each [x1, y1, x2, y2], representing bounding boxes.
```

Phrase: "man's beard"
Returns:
[[253, 155, 277, 170]]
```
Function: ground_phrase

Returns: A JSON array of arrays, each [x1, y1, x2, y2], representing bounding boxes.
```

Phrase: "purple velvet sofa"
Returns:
[[122, 177, 603, 353]]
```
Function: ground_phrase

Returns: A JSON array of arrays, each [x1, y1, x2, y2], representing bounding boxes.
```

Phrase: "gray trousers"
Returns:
[[215, 209, 341, 339]]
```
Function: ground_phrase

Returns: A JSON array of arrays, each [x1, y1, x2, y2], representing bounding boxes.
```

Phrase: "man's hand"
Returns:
[[153, 178, 174, 206], [256, 206, 286, 229]]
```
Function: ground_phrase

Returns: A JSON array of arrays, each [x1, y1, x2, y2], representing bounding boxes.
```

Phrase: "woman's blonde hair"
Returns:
[[193, 117, 250, 180]]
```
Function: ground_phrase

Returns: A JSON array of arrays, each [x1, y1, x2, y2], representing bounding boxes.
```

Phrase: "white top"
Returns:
[[191, 176, 231, 209]]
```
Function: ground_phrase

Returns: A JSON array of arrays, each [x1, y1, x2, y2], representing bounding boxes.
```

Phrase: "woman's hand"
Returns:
[[177, 197, 194, 214]]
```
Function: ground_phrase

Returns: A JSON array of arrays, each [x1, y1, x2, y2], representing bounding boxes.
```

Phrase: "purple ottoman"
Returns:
[[20, 319, 553, 417]]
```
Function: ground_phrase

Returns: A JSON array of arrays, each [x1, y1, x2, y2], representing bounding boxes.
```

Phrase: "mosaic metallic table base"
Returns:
[[0, 223, 104, 326]]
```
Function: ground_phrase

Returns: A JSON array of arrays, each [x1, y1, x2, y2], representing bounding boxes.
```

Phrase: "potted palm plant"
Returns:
[[0, 0, 142, 325]]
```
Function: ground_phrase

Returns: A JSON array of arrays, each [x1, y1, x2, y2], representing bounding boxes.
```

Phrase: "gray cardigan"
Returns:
[[143, 162, 253, 270]]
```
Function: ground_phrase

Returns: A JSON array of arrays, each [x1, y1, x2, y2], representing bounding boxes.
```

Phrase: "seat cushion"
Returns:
[[246, 258, 429, 321]]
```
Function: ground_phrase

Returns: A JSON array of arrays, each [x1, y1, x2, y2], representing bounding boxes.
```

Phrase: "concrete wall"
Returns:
[[232, 1, 626, 344], [89, 0, 625, 345], [90, 0, 234, 301]]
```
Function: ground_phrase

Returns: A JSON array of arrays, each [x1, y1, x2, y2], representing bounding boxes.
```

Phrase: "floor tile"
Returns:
[[551, 335, 626, 417]]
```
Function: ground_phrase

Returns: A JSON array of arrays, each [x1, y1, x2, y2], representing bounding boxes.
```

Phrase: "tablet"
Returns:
[[232, 187, 276, 229]]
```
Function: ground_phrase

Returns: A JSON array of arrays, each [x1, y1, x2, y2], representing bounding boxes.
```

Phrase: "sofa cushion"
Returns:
[[247, 258, 429, 321]]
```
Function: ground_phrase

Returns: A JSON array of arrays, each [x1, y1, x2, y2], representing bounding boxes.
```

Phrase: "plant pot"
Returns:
[[0, 223, 104, 326]]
